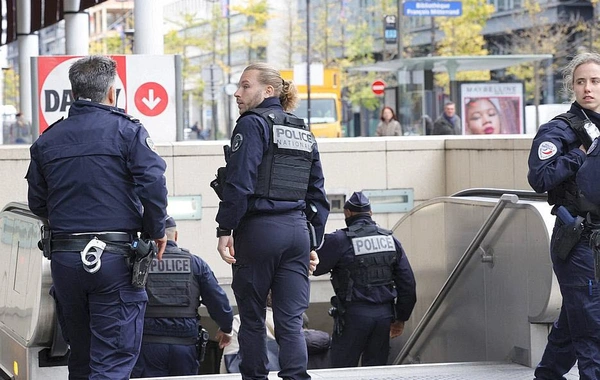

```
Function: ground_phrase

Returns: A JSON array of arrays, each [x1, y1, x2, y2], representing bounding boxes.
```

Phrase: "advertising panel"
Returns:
[[459, 82, 524, 135]]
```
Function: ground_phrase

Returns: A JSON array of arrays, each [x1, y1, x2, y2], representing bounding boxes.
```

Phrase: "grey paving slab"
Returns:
[[142, 361, 580, 380]]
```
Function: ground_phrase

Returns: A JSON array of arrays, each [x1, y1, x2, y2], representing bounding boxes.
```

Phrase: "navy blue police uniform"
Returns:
[[528, 102, 600, 379], [216, 96, 330, 380], [132, 216, 233, 377], [26, 100, 168, 380], [313, 192, 416, 368]]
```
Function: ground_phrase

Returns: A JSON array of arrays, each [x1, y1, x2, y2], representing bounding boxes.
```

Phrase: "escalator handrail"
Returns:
[[393, 193, 519, 365]]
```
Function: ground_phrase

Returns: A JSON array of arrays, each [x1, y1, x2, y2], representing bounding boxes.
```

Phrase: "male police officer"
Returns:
[[26, 55, 168, 379], [216, 63, 330, 380], [132, 215, 233, 377], [313, 192, 416, 368]]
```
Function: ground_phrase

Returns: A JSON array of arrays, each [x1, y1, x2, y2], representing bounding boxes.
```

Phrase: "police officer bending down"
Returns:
[[132, 215, 233, 377], [26, 55, 168, 380], [313, 192, 416, 368], [215, 62, 330, 380]]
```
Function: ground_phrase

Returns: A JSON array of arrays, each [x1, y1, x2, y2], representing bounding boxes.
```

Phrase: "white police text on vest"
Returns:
[[149, 257, 192, 273], [273, 124, 314, 153], [352, 235, 396, 255]]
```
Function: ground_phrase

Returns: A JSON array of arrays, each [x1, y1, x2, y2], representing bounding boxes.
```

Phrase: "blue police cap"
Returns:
[[344, 191, 371, 213], [165, 215, 177, 228]]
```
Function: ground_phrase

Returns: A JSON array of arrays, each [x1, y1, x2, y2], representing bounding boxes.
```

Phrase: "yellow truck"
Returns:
[[280, 65, 343, 138]]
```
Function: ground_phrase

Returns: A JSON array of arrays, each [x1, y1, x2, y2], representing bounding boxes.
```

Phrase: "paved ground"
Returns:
[[143, 361, 580, 379]]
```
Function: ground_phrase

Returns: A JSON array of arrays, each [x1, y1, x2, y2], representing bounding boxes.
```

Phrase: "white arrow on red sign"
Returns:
[[142, 89, 162, 110], [135, 82, 168, 117]]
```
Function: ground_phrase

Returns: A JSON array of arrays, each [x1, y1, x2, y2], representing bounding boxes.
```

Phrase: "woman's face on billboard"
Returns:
[[466, 98, 501, 134]]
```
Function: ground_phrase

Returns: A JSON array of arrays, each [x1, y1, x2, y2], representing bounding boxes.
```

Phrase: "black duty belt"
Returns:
[[51, 239, 132, 256], [53, 232, 135, 243]]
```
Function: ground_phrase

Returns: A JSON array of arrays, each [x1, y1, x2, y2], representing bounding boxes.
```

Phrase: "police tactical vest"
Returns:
[[331, 224, 398, 303], [144, 246, 200, 318], [548, 113, 600, 218], [247, 108, 314, 201]]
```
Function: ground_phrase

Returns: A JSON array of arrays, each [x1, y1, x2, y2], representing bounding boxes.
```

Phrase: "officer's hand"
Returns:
[[155, 235, 167, 260], [215, 329, 233, 349], [309, 250, 319, 276], [580, 144, 587, 154], [217, 236, 236, 264], [390, 320, 405, 338]]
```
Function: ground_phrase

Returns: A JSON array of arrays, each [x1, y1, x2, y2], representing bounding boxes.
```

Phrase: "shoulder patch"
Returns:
[[588, 138, 598, 155], [231, 133, 243, 152], [538, 141, 558, 160], [146, 137, 156, 152]]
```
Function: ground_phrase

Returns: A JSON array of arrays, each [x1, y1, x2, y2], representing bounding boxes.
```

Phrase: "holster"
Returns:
[[197, 327, 210, 363], [329, 296, 346, 336], [210, 166, 227, 200], [210, 145, 231, 200], [590, 230, 600, 282], [551, 216, 584, 261], [307, 222, 317, 251], [38, 225, 52, 259], [305, 203, 318, 250], [129, 238, 157, 288]]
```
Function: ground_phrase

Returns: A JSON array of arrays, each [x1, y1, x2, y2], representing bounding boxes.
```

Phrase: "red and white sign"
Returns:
[[135, 82, 168, 117], [37, 55, 127, 132], [35, 55, 178, 142], [371, 79, 386, 96]]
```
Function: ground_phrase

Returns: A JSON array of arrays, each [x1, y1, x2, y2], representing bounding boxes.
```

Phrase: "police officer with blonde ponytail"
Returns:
[[215, 63, 330, 380], [313, 191, 416, 368]]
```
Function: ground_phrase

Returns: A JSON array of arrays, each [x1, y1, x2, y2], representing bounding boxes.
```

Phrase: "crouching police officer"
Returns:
[[215, 63, 330, 380], [26, 55, 168, 379], [313, 192, 416, 368], [132, 216, 233, 377]]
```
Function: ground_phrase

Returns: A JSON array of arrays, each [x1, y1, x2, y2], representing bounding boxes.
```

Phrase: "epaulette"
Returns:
[[244, 107, 275, 121], [345, 223, 393, 238], [376, 226, 394, 236], [245, 108, 308, 130], [553, 112, 592, 148], [111, 109, 140, 123], [43, 117, 64, 134], [552, 112, 583, 128]]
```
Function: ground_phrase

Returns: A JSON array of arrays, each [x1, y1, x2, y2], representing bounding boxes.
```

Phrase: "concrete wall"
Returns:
[[2, 135, 535, 288]]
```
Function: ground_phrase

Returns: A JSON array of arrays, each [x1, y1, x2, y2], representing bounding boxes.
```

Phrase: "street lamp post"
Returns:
[[397, 0, 403, 59]]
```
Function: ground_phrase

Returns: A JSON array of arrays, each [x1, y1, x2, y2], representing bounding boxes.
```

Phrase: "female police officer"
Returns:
[[215, 63, 330, 380], [528, 51, 600, 379]]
